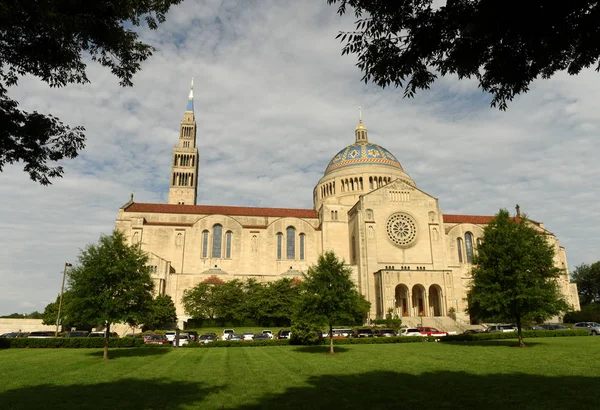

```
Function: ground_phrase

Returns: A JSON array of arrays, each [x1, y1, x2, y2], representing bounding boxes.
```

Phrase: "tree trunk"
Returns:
[[103, 322, 110, 360], [329, 323, 334, 354], [516, 315, 524, 348]]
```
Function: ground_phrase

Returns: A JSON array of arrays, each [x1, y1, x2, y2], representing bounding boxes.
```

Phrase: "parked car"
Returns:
[[262, 330, 274, 339], [277, 329, 291, 339], [174, 334, 190, 346], [539, 324, 568, 331], [0, 332, 28, 338], [64, 331, 89, 338], [331, 328, 352, 338], [222, 329, 235, 340], [374, 329, 397, 337], [400, 328, 426, 337], [462, 329, 486, 335], [417, 327, 448, 337], [186, 331, 199, 341], [523, 325, 545, 331], [144, 334, 169, 345], [88, 331, 118, 338], [228, 334, 244, 341], [242, 332, 255, 341], [573, 322, 600, 335], [486, 324, 517, 333], [253, 333, 271, 341], [165, 331, 177, 343], [355, 328, 374, 338], [28, 331, 55, 338], [198, 333, 218, 344]]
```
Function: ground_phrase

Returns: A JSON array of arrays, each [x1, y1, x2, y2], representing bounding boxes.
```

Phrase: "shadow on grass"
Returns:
[[0, 379, 221, 409], [443, 340, 544, 348], [86, 346, 172, 359], [292, 345, 350, 354], [234, 370, 599, 410]]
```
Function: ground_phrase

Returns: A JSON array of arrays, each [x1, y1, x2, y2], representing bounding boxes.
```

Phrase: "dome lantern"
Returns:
[[355, 107, 368, 143]]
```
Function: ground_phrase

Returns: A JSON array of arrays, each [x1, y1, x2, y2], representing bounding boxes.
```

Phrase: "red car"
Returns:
[[144, 334, 169, 344], [417, 327, 448, 337]]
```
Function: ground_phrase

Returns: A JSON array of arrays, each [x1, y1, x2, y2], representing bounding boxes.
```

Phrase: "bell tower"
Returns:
[[168, 79, 199, 205]]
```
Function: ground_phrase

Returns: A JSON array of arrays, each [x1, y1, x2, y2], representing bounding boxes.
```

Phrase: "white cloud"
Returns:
[[1, 0, 598, 314]]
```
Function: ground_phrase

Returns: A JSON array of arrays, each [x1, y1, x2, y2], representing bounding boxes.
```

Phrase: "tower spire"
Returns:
[[355, 106, 368, 143], [186, 78, 194, 112]]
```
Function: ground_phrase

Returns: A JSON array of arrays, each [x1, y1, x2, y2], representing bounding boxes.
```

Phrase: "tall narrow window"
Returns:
[[212, 224, 222, 258], [202, 230, 209, 258], [286, 226, 296, 260], [465, 232, 474, 263], [457, 238, 463, 263], [225, 231, 232, 259], [299, 234, 305, 260], [351, 236, 356, 264], [276, 232, 283, 260]]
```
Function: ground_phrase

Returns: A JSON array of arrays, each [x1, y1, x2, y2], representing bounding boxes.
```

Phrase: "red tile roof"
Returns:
[[125, 202, 318, 219], [443, 214, 494, 224]]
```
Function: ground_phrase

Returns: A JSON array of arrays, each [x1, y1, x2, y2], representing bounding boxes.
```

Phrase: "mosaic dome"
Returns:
[[324, 142, 403, 175]]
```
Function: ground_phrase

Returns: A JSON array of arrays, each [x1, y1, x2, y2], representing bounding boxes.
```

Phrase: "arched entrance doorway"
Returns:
[[428, 285, 443, 317], [395, 284, 410, 317], [412, 284, 426, 317]]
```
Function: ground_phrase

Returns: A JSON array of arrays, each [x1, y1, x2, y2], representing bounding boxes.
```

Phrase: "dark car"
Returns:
[[144, 334, 169, 344], [540, 324, 568, 330], [186, 331, 199, 341], [28, 331, 55, 338], [356, 328, 374, 338], [462, 329, 486, 335], [198, 333, 218, 344], [64, 331, 89, 338], [277, 329, 291, 339], [0, 332, 28, 338], [253, 333, 271, 341], [375, 329, 397, 337]]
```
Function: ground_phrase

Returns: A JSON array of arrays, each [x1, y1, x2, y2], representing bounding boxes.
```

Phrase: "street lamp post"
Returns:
[[55, 262, 72, 337]]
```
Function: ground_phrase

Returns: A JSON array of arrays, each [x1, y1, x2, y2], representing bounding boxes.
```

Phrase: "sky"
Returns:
[[1, 0, 599, 315]]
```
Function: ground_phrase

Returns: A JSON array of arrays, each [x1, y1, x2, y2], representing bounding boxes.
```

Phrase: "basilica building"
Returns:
[[115, 84, 580, 328]]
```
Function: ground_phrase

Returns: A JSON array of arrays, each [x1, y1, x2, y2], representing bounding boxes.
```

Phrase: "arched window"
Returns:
[[299, 233, 305, 260], [465, 232, 474, 263], [286, 226, 296, 259], [457, 238, 463, 263], [202, 230, 209, 258], [212, 224, 222, 258], [225, 231, 232, 259], [276, 232, 283, 260]]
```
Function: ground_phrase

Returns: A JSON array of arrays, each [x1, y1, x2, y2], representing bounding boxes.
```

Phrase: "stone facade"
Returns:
[[115, 89, 580, 327]]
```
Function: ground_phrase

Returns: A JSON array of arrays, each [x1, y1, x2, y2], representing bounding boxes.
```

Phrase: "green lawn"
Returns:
[[1, 337, 599, 409]]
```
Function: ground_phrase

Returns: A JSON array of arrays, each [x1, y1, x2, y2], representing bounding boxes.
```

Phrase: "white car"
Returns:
[[262, 330, 274, 339], [242, 332, 254, 341], [165, 331, 177, 343], [174, 334, 190, 346], [222, 329, 235, 340], [399, 328, 427, 337]]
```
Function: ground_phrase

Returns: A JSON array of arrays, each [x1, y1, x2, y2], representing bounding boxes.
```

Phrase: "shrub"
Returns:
[[290, 320, 323, 345], [6, 337, 145, 348], [183, 339, 291, 348], [563, 305, 600, 323], [442, 329, 589, 342]]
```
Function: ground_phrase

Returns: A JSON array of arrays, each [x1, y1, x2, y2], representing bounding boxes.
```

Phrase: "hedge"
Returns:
[[441, 329, 589, 342], [2, 337, 147, 349], [183, 339, 291, 348]]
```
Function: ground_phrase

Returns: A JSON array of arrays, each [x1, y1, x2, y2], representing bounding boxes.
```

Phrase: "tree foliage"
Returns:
[[571, 262, 600, 306], [467, 209, 570, 347], [182, 277, 302, 326], [327, 1, 600, 110], [0, 0, 183, 184], [67, 230, 154, 359], [295, 251, 370, 353], [140, 294, 178, 330]]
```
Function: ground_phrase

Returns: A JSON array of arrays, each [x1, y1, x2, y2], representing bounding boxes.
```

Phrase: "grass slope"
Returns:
[[1, 338, 599, 409]]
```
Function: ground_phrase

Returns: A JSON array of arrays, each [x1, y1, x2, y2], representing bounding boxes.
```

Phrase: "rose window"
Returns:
[[386, 213, 417, 247]]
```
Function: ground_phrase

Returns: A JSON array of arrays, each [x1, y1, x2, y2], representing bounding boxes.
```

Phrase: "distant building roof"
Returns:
[[124, 202, 318, 219]]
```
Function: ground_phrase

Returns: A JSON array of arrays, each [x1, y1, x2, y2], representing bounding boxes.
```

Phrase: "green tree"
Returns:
[[571, 262, 600, 306], [182, 282, 220, 320], [1, 0, 183, 184], [467, 209, 570, 347], [182, 279, 244, 324], [141, 294, 178, 330], [295, 251, 370, 353], [67, 230, 154, 359], [327, 1, 600, 110]]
